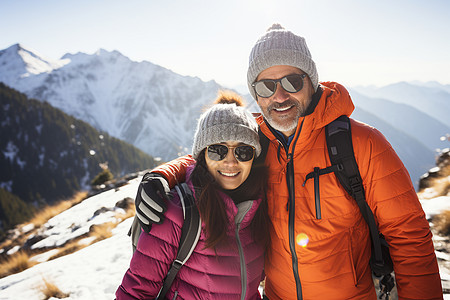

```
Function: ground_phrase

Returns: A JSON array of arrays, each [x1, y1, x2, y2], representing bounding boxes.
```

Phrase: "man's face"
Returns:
[[255, 65, 314, 137]]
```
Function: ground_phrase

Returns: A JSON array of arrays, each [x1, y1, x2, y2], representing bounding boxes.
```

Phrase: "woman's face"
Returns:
[[204, 141, 254, 190]]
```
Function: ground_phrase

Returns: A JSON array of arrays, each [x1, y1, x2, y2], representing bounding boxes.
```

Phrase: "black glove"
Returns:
[[135, 173, 169, 232]]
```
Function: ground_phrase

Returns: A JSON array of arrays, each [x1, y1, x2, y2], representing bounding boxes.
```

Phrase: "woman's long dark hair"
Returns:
[[190, 149, 270, 250]]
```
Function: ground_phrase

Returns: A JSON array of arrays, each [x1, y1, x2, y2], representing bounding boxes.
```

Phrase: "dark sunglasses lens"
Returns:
[[235, 145, 254, 162], [281, 74, 304, 93], [255, 80, 276, 98], [207, 144, 228, 161]]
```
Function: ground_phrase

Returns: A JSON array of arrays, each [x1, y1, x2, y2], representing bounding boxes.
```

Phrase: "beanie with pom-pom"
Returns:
[[192, 91, 261, 159], [247, 23, 319, 99]]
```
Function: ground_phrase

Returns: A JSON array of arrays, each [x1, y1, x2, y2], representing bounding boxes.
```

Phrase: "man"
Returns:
[[134, 24, 443, 299]]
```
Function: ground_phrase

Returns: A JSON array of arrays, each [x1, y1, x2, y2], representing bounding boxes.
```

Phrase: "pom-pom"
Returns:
[[267, 23, 285, 31], [214, 90, 245, 107]]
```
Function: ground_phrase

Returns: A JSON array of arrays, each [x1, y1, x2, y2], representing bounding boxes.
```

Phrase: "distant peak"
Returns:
[[95, 48, 108, 56], [0, 43, 69, 75], [11, 43, 21, 50], [95, 48, 124, 57], [3, 43, 28, 53], [10, 43, 38, 54]]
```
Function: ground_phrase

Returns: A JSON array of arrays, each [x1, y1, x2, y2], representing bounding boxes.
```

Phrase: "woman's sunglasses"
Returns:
[[252, 73, 307, 98], [207, 144, 255, 162]]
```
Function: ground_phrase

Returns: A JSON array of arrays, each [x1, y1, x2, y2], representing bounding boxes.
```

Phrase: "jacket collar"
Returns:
[[257, 82, 355, 147]]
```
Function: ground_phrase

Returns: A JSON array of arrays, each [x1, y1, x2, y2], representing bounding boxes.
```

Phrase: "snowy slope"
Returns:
[[0, 177, 141, 300]]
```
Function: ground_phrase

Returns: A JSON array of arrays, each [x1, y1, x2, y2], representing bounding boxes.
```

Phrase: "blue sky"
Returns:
[[1, 0, 449, 90]]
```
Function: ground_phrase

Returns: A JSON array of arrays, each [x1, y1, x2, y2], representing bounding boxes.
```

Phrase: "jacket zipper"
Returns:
[[302, 165, 341, 220], [286, 122, 303, 300], [235, 202, 253, 300], [264, 119, 304, 299], [287, 153, 302, 300], [313, 167, 322, 219]]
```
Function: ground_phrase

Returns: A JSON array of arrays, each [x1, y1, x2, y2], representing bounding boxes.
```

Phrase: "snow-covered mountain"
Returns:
[[1, 44, 448, 183], [0, 44, 225, 161], [348, 89, 449, 153], [347, 89, 450, 183], [351, 106, 435, 184], [352, 82, 450, 128], [0, 44, 70, 87]]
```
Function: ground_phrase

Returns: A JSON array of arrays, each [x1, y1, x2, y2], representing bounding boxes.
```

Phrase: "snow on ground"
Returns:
[[0, 178, 449, 299], [0, 178, 141, 300], [0, 219, 132, 300], [421, 196, 450, 220]]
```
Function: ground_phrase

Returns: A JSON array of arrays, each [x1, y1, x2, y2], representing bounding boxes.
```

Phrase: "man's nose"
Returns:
[[271, 83, 290, 103]]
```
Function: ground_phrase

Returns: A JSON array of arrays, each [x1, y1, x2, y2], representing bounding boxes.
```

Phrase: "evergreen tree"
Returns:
[[0, 82, 159, 233]]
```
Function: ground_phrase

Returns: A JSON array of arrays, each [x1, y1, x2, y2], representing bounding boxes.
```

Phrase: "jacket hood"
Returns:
[[309, 81, 354, 129]]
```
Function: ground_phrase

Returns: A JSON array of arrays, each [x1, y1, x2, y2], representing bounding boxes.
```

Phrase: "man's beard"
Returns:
[[261, 100, 306, 134]]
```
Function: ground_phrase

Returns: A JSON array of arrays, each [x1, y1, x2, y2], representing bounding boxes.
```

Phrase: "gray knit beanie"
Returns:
[[247, 23, 319, 100], [192, 103, 261, 160]]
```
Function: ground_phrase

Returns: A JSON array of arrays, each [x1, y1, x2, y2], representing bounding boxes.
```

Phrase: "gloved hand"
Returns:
[[135, 173, 169, 232]]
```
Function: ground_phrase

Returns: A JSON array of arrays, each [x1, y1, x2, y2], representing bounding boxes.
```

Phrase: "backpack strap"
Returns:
[[254, 128, 270, 166], [156, 182, 201, 300], [325, 115, 385, 272]]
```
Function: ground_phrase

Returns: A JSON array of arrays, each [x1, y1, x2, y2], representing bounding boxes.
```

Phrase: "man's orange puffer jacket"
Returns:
[[153, 82, 442, 300]]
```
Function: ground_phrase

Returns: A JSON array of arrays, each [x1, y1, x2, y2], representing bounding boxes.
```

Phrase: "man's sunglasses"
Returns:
[[252, 73, 307, 98], [207, 144, 255, 162]]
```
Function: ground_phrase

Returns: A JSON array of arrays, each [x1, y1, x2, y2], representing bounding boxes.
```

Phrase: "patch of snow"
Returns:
[[29, 249, 60, 263], [3, 141, 18, 161], [0, 181, 13, 192], [38, 153, 44, 166], [6, 245, 20, 255], [16, 156, 26, 169], [35, 124, 43, 134], [420, 196, 450, 219], [21, 223, 35, 234], [77, 236, 97, 246], [437, 251, 450, 261], [17, 46, 69, 76]]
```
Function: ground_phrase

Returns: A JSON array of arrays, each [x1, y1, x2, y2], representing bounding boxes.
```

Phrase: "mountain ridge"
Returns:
[[1, 43, 448, 184], [0, 43, 224, 161]]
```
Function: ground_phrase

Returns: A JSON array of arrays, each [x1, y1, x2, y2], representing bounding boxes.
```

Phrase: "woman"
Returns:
[[116, 91, 269, 299]]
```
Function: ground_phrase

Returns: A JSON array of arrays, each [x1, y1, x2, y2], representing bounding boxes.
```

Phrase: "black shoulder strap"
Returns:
[[156, 182, 201, 300], [325, 115, 385, 270], [255, 128, 270, 165]]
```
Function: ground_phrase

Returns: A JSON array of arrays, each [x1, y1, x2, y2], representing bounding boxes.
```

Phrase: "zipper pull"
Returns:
[[287, 152, 292, 162]]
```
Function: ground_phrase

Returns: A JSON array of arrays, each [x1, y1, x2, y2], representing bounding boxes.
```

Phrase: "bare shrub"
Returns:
[[116, 202, 136, 222], [434, 210, 450, 236], [432, 164, 450, 197], [39, 278, 70, 299], [29, 191, 88, 228], [90, 222, 115, 242], [48, 241, 86, 261], [0, 251, 37, 278]]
